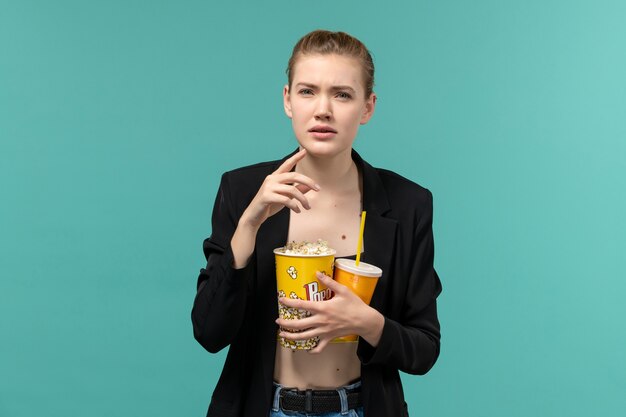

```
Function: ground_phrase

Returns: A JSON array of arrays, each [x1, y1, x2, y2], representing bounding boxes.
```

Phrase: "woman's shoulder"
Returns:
[[214, 158, 285, 212], [371, 168, 435, 232], [355, 150, 432, 206], [376, 167, 431, 197], [366, 163, 433, 211]]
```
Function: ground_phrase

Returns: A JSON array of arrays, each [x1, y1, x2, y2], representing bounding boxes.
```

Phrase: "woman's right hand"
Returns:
[[240, 148, 319, 229], [230, 149, 319, 268]]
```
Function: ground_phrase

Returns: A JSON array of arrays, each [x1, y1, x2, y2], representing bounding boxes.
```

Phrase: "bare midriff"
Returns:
[[274, 341, 361, 389]]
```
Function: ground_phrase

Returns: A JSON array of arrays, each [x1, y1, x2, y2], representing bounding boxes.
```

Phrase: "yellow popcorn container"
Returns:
[[274, 248, 336, 350], [331, 259, 382, 343]]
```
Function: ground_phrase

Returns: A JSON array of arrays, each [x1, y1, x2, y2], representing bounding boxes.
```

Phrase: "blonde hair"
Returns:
[[286, 30, 375, 98]]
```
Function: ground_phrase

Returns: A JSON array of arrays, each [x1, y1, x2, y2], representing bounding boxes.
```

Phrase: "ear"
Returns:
[[283, 84, 293, 119], [359, 92, 377, 125]]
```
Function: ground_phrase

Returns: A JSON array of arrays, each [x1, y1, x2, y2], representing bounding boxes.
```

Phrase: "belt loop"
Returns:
[[337, 387, 349, 415], [305, 389, 313, 413], [271, 384, 282, 412]]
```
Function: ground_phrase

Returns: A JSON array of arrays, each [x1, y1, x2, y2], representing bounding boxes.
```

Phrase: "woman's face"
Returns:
[[283, 54, 376, 158]]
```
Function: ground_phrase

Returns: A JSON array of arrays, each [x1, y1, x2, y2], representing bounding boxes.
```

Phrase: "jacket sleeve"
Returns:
[[358, 190, 442, 375], [191, 172, 255, 353]]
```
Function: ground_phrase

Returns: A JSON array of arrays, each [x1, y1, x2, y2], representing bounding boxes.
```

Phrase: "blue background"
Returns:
[[1, 1, 625, 416]]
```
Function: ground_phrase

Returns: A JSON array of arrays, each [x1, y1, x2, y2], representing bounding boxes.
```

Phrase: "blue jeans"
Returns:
[[269, 381, 364, 417]]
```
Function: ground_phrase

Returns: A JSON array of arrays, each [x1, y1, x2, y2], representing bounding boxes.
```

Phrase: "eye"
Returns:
[[336, 92, 352, 100], [298, 88, 314, 96]]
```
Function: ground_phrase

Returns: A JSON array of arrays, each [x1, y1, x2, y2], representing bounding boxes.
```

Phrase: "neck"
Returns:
[[295, 148, 358, 191]]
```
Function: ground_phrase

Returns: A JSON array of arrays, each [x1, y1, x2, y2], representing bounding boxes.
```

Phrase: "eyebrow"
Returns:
[[295, 82, 357, 93]]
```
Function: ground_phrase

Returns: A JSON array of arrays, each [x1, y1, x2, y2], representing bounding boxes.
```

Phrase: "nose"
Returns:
[[314, 97, 332, 120]]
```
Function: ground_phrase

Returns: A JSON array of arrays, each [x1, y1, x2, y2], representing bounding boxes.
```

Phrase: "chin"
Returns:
[[296, 137, 353, 158], [300, 143, 348, 158]]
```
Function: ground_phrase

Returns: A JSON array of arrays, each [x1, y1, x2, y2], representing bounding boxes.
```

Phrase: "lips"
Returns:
[[308, 125, 337, 133]]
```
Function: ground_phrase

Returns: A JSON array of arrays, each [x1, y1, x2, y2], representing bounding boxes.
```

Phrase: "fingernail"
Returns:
[[314, 184, 321, 191]]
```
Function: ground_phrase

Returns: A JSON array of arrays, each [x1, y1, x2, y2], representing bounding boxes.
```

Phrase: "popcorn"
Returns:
[[275, 239, 333, 256], [277, 292, 319, 350]]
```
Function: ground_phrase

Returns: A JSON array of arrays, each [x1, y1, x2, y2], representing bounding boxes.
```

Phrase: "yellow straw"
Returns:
[[355, 211, 366, 266]]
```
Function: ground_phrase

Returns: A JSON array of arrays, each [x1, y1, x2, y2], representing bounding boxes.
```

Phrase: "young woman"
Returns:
[[192, 30, 442, 417]]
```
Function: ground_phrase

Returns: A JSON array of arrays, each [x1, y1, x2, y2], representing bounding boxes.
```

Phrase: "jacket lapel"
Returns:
[[256, 204, 289, 407], [354, 150, 397, 310], [254, 156, 292, 407], [255, 151, 296, 290], [361, 213, 397, 309]]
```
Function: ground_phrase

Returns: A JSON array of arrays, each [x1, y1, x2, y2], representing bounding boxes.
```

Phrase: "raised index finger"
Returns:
[[274, 148, 307, 174]]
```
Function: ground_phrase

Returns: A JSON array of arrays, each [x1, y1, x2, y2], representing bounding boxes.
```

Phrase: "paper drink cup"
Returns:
[[331, 258, 382, 343], [274, 248, 336, 350]]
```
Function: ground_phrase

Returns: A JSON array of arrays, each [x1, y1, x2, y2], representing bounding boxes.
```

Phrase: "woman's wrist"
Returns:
[[230, 217, 260, 269], [357, 305, 385, 347]]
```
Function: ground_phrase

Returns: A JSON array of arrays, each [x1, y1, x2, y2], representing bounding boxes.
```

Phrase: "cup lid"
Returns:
[[334, 258, 382, 277]]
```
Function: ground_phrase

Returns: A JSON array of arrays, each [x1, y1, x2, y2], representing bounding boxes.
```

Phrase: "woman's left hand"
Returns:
[[276, 271, 385, 353]]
